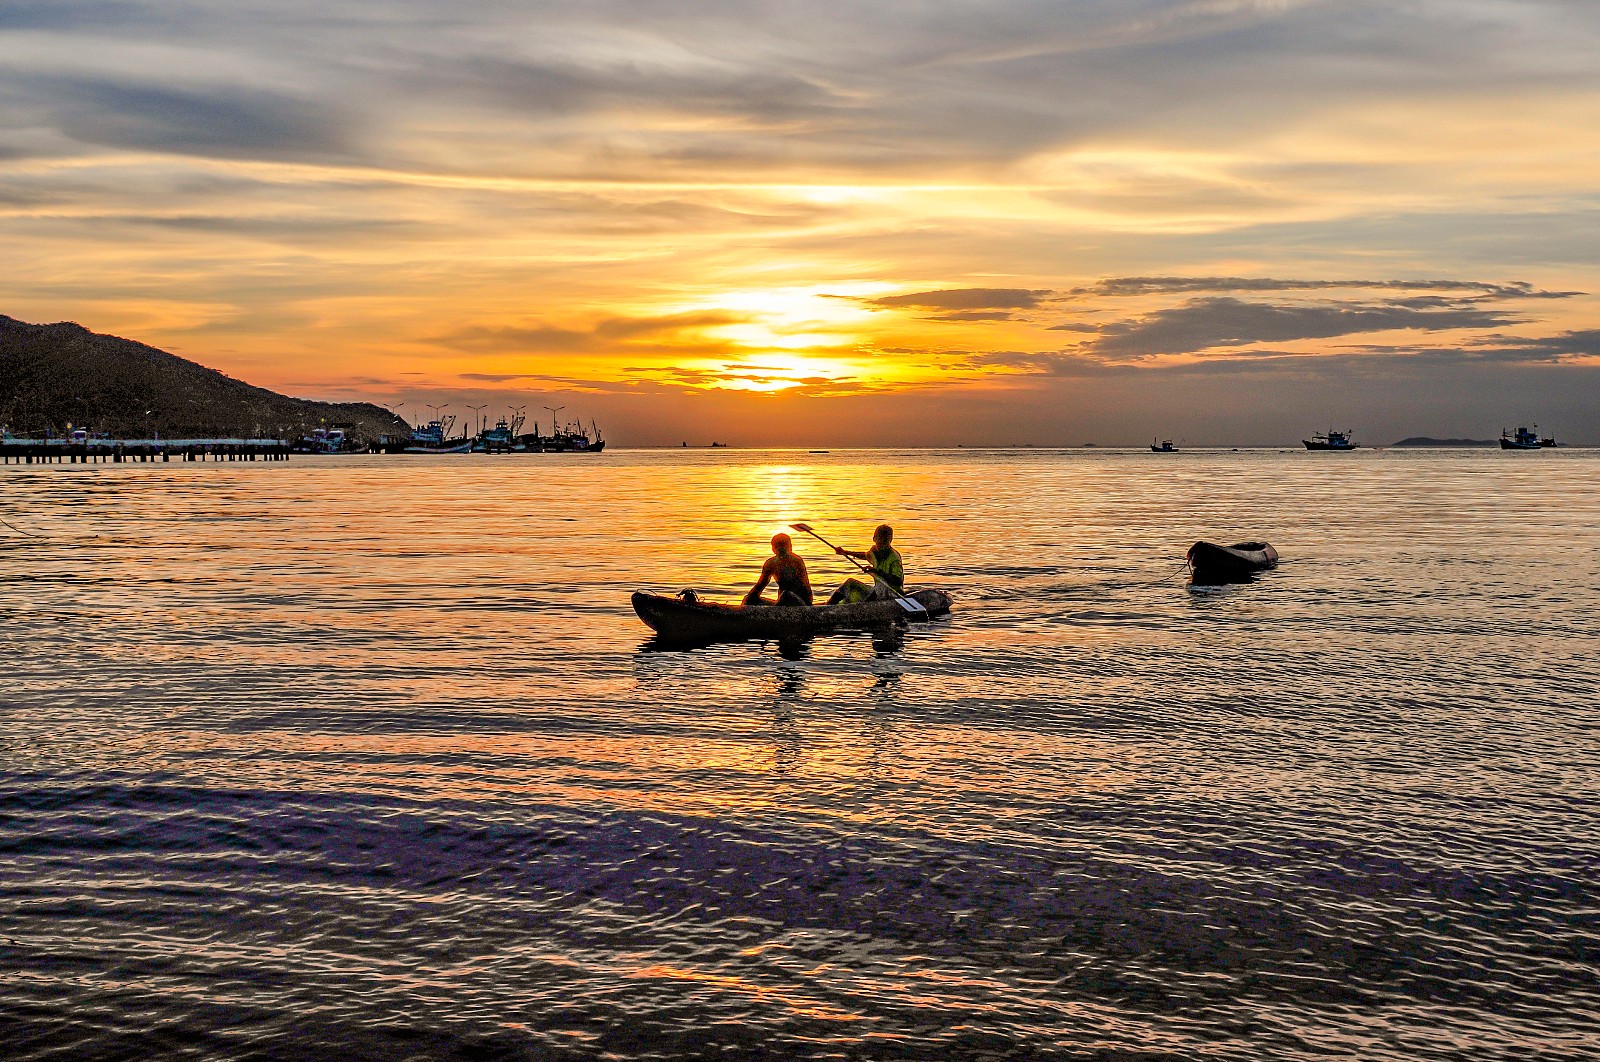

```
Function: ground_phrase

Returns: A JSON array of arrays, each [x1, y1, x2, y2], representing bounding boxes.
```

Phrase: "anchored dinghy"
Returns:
[[1187, 540, 1278, 584]]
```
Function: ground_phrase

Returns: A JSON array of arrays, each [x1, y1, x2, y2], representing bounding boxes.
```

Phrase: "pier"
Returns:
[[1, 437, 292, 465]]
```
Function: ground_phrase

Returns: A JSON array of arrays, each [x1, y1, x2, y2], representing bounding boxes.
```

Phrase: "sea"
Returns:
[[2, 447, 1596, 1061]]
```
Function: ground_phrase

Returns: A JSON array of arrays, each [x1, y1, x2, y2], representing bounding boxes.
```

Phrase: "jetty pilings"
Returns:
[[0, 438, 293, 465]]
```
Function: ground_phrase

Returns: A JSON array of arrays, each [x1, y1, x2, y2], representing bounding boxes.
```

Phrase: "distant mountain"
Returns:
[[0, 316, 406, 442], [1390, 436, 1497, 447]]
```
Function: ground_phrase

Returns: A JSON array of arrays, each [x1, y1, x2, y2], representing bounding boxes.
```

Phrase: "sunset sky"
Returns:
[[4, 0, 1597, 445]]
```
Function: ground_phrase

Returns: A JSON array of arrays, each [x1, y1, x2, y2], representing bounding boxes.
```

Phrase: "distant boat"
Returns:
[[1150, 438, 1177, 453], [1500, 425, 1543, 450], [1303, 428, 1357, 451]]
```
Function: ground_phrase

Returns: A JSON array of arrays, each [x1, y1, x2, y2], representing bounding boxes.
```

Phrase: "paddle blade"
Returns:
[[788, 522, 812, 532]]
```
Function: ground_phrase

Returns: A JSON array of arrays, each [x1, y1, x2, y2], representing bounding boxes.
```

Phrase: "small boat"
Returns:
[[292, 427, 365, 454], [632, 588, 952, 644], [1303, 429, 1357, 451], [1187, 540, 1278, 584], [1151, 438, 1177, 453], [1500, 425, 1543, 450]]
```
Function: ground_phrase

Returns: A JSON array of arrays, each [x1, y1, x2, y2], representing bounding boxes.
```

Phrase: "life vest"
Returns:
[[868, 546, 904, 589]]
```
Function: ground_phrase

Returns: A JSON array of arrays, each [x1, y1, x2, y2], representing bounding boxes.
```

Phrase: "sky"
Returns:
[[3, 0, 1598, 445]]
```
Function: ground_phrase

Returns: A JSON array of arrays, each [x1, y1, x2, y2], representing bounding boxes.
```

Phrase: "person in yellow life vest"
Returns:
[[743, 532, 814, 607], [827, 523, 903, 605]]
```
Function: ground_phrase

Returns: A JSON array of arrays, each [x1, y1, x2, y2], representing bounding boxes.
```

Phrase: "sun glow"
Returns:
[[700, 285, 882, 331], [686, 353, 846, 393], [654, 284, 900, 391]]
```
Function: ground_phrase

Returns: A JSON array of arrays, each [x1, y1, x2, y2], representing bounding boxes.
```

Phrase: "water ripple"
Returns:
[[3, 449, 1598, 1059]]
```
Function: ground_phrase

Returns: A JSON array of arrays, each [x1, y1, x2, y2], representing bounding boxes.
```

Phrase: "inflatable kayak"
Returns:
[[632, 588, 952, 643], [1187, 540, 1278, 584]]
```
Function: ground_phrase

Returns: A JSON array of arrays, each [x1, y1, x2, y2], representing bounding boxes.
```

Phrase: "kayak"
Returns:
[[1187, 540, 1278, 583], [632, 588, 952, 643]]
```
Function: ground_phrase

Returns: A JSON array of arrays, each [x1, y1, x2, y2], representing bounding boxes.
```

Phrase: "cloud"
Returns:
[[3, 3, 1598, 446], [4, 0, 1597, 184], [862, 278, 1579, 357], [961, 325, 1600, 380], [929, 310, 1017, 322], [28, 77, 354, 161], [1064, 277, 1582, 300], [1060, 297, 1526, 358], [965, 350, 1069, 372], [0, 2, 169, 32], [868, 288, 1051, 311], [1459, 328, 1600, 363], [436, 311, 744, 355]]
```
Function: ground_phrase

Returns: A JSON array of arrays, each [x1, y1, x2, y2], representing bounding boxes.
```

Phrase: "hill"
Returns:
[[1389, 436, 1497, 447], [0, 316, 405, 442]]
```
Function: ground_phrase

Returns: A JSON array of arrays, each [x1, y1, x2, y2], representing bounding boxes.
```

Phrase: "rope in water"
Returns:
[[0, 517, 42, 537]]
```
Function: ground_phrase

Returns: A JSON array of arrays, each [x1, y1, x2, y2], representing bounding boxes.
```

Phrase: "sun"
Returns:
[[702, 285, 881, 347], [671, 283, 895, 392]]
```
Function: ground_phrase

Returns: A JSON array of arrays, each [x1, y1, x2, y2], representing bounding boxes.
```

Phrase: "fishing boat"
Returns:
[[474, 414, 523, 453], [544, 424, 605, 452], [1500, 426, 1543, 450], [631, 588, 952, 644], [404, 418, 473, 454], [511, 417, 606, 453], [1303, 429, 1357, 451], [1151, 438, 1177, 453], [1187, 540, 1278, 584]]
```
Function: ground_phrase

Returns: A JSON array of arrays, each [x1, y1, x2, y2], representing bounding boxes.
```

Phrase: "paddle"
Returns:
[[788, 522, 928, 618]]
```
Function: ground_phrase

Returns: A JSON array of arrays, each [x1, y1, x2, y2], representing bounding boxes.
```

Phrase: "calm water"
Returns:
[[2, 448, 1597, 1061]]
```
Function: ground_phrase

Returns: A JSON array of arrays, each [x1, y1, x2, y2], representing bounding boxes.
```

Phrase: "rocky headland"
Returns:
[[0, 315, 404, 442]]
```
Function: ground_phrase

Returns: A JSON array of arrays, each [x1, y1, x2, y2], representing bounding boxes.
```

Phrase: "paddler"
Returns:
[[743, 532, 814, 607], [826, 523, 903, 605]]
